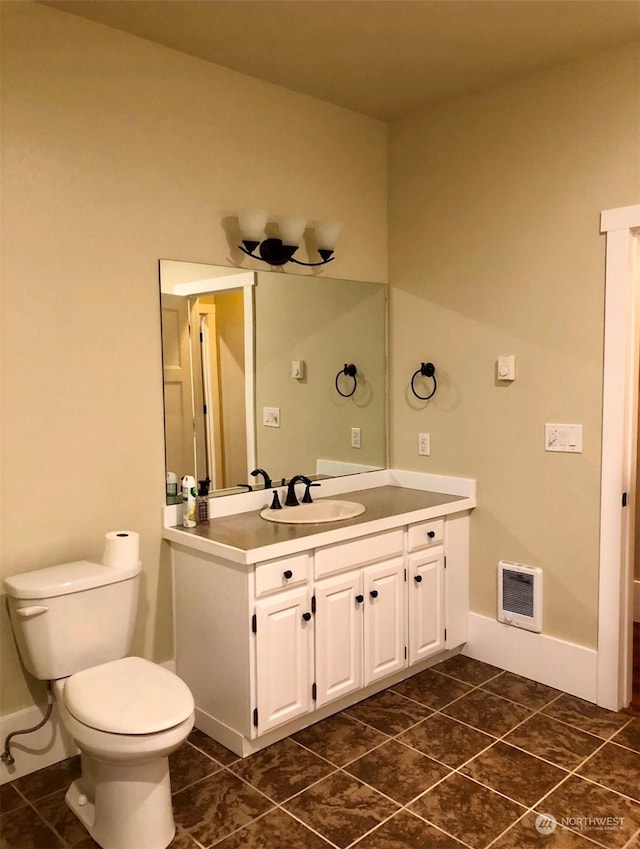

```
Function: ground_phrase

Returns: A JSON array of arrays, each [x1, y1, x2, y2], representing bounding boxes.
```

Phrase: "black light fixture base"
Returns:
[[239, 239, 335, 267]]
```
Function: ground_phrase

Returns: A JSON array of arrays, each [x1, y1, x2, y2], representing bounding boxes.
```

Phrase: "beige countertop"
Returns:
[[166, 486, 471, 563]]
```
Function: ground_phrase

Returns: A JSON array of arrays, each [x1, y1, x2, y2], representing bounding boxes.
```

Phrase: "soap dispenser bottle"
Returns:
[[197, 479, 210, 524]]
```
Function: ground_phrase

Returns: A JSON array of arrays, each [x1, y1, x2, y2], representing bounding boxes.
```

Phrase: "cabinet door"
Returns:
[[315, 571, 363, 707], [254, 587, 313, 735], [408, 549, 445, 665], [363, 557, 406, 685]]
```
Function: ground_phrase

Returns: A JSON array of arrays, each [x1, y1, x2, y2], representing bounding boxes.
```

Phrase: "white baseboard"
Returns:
[[464, 612, 598, 703], [0, 703, 78, 785]]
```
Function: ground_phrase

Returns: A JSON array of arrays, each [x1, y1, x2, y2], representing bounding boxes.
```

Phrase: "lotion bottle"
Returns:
[[166, 471, 178, 504]]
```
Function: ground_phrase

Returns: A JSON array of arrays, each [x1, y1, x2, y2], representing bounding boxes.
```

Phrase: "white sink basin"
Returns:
[[260, 499, 365, 524]]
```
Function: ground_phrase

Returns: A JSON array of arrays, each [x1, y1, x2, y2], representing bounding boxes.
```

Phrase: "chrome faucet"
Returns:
[[284, 475, 312, 507]]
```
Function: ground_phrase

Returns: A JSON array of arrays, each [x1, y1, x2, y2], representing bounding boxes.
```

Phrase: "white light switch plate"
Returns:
[[497, 355, 516, 381], [545, 423, 582, 453], [263, 407, 280, 427]]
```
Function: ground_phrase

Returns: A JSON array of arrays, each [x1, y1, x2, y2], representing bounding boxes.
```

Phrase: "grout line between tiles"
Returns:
[[170, 764, 226, 798], [481, 728, 635, 849], [274, 803, 343, 849]]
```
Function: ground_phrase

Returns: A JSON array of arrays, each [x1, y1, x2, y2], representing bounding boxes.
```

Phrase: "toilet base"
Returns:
[[66, 753, 176, 849]]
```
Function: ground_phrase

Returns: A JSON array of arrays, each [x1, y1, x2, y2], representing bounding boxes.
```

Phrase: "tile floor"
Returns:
[[1, 656, 639, 849]]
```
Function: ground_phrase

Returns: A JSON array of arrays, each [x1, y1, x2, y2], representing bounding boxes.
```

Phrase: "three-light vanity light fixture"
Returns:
[[237, 211, 341, 267]]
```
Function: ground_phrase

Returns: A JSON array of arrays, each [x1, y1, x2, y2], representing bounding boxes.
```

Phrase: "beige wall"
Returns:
[[2, 1, 637, 718], [0, 2, 387, 714], [255, 273, 387, 481], [388, 41, 640, 649]]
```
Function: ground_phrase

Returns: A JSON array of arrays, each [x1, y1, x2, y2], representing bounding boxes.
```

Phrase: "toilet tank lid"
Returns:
[[3, 560, 141, 599]]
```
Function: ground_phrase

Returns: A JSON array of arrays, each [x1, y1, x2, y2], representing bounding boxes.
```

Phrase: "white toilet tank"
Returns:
[[4, 559, 141, 680]]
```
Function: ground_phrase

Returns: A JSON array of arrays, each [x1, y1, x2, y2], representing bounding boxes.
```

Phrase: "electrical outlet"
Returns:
[[418, 432, 430, 456], [263, 407, 280, 428], [351, 427, 361, 449]]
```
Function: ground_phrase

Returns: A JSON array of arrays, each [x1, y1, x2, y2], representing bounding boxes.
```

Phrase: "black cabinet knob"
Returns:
[[302, 612, 312, 621], [427, 530, 436, 539], [355, 594, 364, 604], [414, 574, 423, 583], [370, 589, 379, 598], [283, 569, 293, 579]]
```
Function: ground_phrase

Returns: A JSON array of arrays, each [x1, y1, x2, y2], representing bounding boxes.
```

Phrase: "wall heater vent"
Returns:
[[498, 561, 543, 633]]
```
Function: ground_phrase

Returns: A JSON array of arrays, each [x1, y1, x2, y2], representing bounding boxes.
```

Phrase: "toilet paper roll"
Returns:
[[102, 530, 140, 570]]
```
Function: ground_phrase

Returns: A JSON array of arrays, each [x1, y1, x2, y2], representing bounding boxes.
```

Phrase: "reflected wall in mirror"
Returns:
[[160, 260, 387, 501]]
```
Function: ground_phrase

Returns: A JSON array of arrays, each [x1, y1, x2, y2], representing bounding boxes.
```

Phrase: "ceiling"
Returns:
[[41, 0, 640, 121]]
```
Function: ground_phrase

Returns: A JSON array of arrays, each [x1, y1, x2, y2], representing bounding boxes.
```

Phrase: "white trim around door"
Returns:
[[598, 204, 640, 710]]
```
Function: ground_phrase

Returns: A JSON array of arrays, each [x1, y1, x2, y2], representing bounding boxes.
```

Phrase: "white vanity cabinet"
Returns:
[[407, 518, 445, 665], [254, 586, 314, 734], [314, 529, 406, 708], [170, 497, 471, 757], [253, 552, 315, 734]]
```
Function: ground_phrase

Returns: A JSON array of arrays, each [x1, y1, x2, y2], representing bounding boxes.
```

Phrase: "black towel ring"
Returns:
[[335, 363, 357, 397], [411, 362, 437, 400]]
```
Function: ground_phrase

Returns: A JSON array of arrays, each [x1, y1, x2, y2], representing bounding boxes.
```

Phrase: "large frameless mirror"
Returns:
[[160, 260, 387, 501]]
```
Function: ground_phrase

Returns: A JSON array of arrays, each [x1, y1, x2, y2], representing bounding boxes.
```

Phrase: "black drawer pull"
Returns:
[[355, 594, 364, 603], [414, 574, 423, 583], [283, 569, 293, 579], [302, 612, 312, 622], [427, 530, 436, 539], [370, 590, 379, 599]]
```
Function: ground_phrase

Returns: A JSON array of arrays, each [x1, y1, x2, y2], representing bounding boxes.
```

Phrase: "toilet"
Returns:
[[4, 544, 195, 849]]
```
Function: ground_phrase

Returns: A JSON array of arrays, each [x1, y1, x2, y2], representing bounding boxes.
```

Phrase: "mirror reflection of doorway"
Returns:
[[161, 285, 249, 492], [195, 291, 247, 491], [161, 294, 197, 484]]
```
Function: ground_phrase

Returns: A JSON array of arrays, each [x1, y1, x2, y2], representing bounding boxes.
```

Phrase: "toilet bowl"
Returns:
[[55, 657, 195, 849], [3, 544, 196, 849]]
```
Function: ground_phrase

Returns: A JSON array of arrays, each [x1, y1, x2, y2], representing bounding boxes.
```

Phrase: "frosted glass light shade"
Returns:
[[277, 216, 307, 247], [315, 221, 342, 250], [238, 210, 268, 241]]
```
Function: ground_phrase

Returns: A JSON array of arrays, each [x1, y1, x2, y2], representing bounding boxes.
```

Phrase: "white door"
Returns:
[[363, 557, 407, 685], [315, 571, 363, 707], [408, 549, 445, 665], [161, 294, 196, 479], [255, 587, 313, 734]]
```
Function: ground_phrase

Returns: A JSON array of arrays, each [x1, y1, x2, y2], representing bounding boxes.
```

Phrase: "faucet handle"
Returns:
[[270, 490, 282, 510], [302, 482, 321, 504]]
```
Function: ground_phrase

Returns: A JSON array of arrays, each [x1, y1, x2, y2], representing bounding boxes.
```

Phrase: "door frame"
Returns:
[[598, 204, 640, 710]]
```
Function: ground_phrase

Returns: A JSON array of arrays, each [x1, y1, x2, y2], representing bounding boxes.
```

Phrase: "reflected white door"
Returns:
[[161, 294, 195, 479]]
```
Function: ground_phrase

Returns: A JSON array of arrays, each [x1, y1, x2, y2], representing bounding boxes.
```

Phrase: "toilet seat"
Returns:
[[63, 656, 194, 735]]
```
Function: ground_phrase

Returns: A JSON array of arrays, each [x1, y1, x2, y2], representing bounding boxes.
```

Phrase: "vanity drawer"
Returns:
[[315, 529, 404, 579], [407, 518, 444, 552], [255, 553, 311, 598]]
